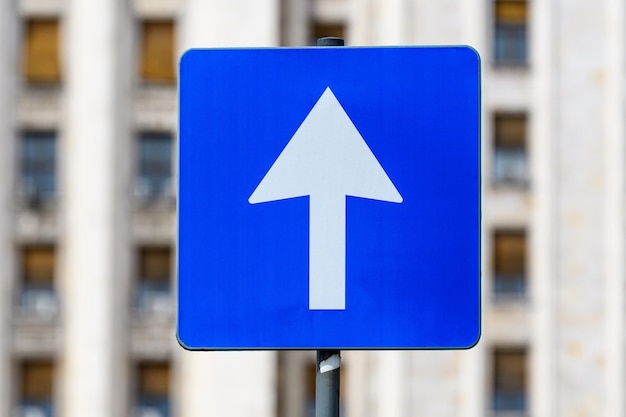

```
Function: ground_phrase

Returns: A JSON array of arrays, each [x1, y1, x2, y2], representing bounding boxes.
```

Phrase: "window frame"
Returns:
[[17, 245, 58, 315], [134, 361, 172, 417], [492, 0, 529, 68], [135, 132, 174, 202], [491, 347, 528, 412], [493, 229, 528, 299], [21, 17, 62, 86], [492, 113, 529, 187], [137, 19, 176, 85], [135, 245, 173, 313], [19, 130, 58, 207], [18, 360, 55, 417]]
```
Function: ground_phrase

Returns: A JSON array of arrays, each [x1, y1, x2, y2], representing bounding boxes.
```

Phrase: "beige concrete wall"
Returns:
[[180, 0, 280, 50], [556, 2, 606, 415], [62, 1, 121, 416], [603, 0, 626, 416]]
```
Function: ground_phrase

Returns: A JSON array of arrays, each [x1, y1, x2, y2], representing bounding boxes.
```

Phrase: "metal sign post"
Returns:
[[314, 37, 344, 417], [316, 350, 341, 417]]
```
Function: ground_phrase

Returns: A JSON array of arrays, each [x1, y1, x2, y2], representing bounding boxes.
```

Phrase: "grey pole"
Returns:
[[314, 36, 344, 417], [316, 350, 341, 417]]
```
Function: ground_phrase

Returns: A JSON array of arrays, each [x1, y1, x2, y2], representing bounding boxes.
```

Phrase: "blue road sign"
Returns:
[[178, 46, 481, 350]]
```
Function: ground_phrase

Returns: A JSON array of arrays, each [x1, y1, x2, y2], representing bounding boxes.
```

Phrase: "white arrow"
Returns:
[[249, 87, 402, 310]]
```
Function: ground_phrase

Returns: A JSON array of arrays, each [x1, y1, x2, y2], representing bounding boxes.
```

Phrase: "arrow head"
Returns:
[[249, 87, 402, 204]]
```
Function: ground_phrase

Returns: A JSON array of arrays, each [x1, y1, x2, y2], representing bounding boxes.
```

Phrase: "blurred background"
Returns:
[[1, 0, 624, 417]]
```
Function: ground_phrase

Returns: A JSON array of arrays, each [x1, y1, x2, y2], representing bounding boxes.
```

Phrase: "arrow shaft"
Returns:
[[309, 195, 346, 310]]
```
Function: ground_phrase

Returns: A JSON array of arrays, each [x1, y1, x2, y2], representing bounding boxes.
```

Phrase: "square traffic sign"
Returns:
[[178, 46, 481, 350]]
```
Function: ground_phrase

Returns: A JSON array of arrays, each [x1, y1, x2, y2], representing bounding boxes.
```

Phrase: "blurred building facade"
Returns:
[[1, 0, 625, 417]]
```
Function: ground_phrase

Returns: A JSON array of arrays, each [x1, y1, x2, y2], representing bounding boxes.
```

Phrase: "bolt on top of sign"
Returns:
[[178, 46, 481, 350]]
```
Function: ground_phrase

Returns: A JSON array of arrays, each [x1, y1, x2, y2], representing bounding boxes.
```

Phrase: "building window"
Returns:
[[22, 18, 61, 84], [492, 348, 527, 412], [494, 0, 528, 66], [139, 20, 176, 84], [311, 21, 346, 45], [18, 361, 55, 417], [21, 131, 57, 204], [493, 113, 528, 186], [137, 133, 173, 200], [493, 231, 526, 297], [136, 247, 172, 312], [136, 362, 171, 417], [19, 246, 57, 314]]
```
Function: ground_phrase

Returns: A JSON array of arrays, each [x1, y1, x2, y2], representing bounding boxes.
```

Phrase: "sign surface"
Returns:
[[178, 46, 481, 350]]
